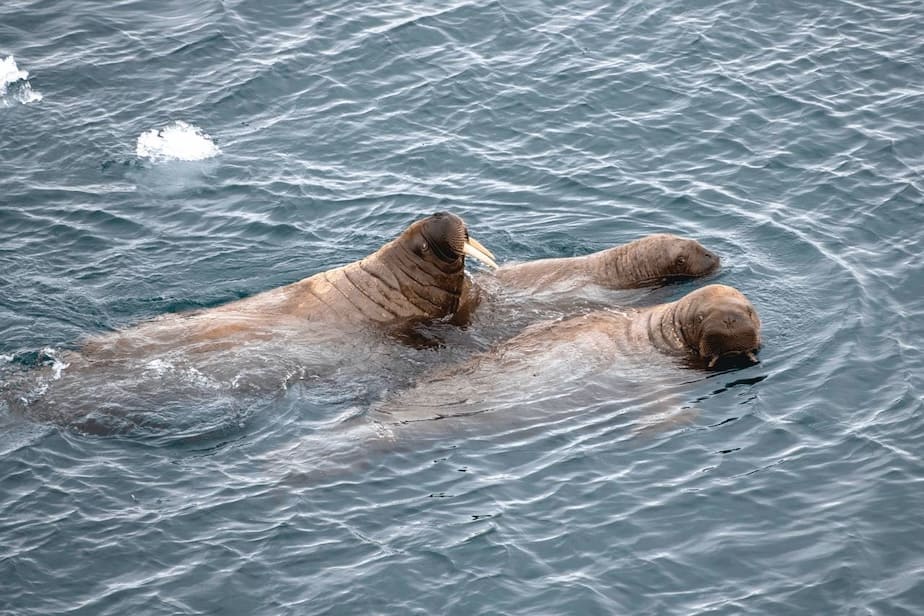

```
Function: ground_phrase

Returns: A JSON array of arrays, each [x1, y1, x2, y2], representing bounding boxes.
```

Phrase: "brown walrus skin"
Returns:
[[504, 283, 761, 369], [492, 234, 720, 292], [602, 282, 761, 368], [6, 213, 495, 431], [82, 211, 496, 356], [372, 284, 761, 425]]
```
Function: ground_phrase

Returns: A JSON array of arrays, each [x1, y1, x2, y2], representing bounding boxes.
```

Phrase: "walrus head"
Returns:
[[676, 284, 761, 369], [365, 212, 495, 325], [405, 211, 497, 270], [635, 234, 720, 284]]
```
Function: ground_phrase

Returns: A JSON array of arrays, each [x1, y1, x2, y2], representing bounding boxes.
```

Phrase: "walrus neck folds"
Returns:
[[643, 300, 694, 355], [378, 240, 466, 319], [669, 297, 704, 354], [594, 239, 674, 288], [592, 245, 626, 286]]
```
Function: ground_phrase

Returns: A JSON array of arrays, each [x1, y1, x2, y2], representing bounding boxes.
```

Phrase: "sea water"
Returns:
[[2, 0, 923, 613]]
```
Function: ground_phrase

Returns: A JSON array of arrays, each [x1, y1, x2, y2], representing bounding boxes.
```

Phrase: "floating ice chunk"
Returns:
[[0, 56, 28, 87], [0, 55, 43, 105], [136, 120, 221, 162]]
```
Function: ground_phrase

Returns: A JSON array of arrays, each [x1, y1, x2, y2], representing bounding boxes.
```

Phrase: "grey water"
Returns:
[[2, 0, 923, 613]]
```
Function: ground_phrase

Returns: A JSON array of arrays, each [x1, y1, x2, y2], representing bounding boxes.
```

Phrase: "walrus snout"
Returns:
[[699, 247, 720, 272], [698, 326, 762, 369], [677, 240, 720, 278], [415, 212, 465, 262], [697, 306, 761, 367], [416, 211, 497, 269]]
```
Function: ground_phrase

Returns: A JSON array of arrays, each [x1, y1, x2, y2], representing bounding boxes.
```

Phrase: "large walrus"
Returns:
[[82, 211, 497, 357], [491, 234, 720, 293], [372, 284, 761, 426], [4, 212, 496, 431]]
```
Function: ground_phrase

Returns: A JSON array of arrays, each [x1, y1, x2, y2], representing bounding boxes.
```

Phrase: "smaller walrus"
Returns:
[[596, 282, 761, 368], [502, 283, 760, 369], [82, 212, 497, 356], [372, 284, 761, 425], [492, 234, 720, 292]]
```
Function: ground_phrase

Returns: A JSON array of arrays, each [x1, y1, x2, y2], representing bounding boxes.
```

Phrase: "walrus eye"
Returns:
[[697, 314, 704, 322], [420, 240, 429, 253], [676, 256, 686, 266]]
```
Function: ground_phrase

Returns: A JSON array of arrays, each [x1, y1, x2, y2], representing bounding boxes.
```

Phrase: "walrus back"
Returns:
[[491, 234, 719, 294]]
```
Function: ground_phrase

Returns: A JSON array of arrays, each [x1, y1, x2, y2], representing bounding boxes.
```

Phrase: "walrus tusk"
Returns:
[[463, 237, 498, 269], [707, 356, 719, 369], [746, 351, 758, 363]]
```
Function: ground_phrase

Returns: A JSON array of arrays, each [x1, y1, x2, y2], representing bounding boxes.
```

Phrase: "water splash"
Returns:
[[135, 120, 221, 162], [0, 55, 43, 106], [40, 347, 70, 381]]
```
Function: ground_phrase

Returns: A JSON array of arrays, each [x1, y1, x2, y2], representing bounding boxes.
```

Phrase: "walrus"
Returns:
[[1, 212, 497, 432], [371, 284, 761, 426], [491, 233, 719, 293], [447, 233, 721, 348], [215, 284, 762, 477], [81, 211, 497, 357]]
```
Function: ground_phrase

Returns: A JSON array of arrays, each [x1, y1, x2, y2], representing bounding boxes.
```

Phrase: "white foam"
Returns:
[[136, 121, 221, 162], [0, 55, 43, 105], [144, 358, 174, 376], [143, 359, 220, 389], [183, 366, 219, 389], [40, 347, 69, 380]]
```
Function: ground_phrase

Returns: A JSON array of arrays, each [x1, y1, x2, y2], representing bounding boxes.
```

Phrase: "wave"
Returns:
[[135, 120, 221, 162], [0, 55, 43, 106]]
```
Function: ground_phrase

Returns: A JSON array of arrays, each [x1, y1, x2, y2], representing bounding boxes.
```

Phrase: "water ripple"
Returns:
[[3, 0, 924, 613]]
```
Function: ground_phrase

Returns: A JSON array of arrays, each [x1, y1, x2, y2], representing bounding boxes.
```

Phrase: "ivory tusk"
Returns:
[[463, 237, 498, 269]]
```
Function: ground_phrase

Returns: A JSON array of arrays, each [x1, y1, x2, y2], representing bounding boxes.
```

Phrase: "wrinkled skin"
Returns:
[[373, 284, 761, 425], [82, 212, 494, 358], [492, 234, 720, 292], [6, 213, 498, 432], [618, 283, 762, 368], [242, 286, 762, 470]]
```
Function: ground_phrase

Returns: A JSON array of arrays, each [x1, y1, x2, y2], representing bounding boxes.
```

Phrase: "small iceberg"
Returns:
[[136, 120, 221, 162], [0, 55, 43, 106]]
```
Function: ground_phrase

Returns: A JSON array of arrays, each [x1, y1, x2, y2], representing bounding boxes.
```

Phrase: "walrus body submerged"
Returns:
[[373, 284, 761, 426], [5, 213, 496, 431]]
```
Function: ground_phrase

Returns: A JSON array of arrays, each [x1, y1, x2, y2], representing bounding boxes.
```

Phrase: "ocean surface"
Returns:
[[2, 0, 923, 613]]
